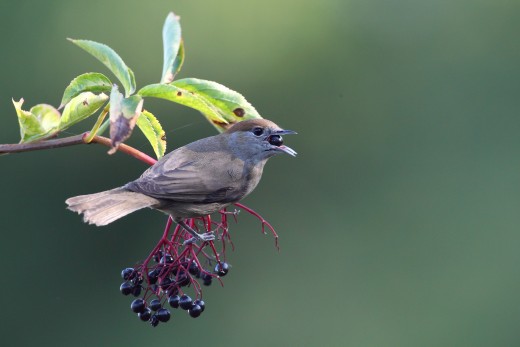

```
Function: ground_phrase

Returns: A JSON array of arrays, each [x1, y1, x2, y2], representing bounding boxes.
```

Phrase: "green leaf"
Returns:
[[170, 39, 185, 82], [13, 99, 60, 143], [138, 83, 227, 125], [172, 78, 262, 132], [60, 92, 109, 130], [136, 110, 166, 159], [109, 85, 144, 153], [30, 104, 61, 132], [129, 68, 136, 95], [161, 12, 182, 84], [68, 39, 136, 97], [60, 72, 112, 109]]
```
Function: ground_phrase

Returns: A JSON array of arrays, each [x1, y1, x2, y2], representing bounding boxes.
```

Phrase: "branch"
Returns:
[[0, 134, 85, 153], [0, 133, 157, 165]]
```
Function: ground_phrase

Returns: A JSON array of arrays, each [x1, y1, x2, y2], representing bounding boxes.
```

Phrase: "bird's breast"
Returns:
[[229, 162, 264, 201], [203, 161, 264, 204]]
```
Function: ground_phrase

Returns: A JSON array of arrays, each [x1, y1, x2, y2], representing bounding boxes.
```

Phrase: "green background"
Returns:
[[1, 0, 520, 346]]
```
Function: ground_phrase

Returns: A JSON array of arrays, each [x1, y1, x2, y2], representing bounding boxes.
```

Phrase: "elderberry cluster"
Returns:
[[119, 250, 230, 327], [129, 295, 206, 326]]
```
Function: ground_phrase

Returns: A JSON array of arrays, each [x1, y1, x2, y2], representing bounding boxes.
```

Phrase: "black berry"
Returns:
[[168, 295, 180, 308], [189, 262, 200, 276], [189, 304, 202, 318], [179, 294, 193, 310], [160, 277, 173, 290], [155, 264, 165, 275], [149, 299, 162, 311], [169, 265, 179, 276], [268, 134, 283, 146], [138, 308, 152, 321], [148, 269, 159, 285], [150, 315, 159, 327], [193, 299, 205, 312], [167, 286, 179, 297], [156, 308, 171, 322], [160, 254, 174, 264], [201, 273, 212, 286], [132, 285, 142, 297], [121, 268, 135, 280], [153, 250, 164, 263], [120, 282, 133, 296], [176, 273, 190, 287], [131, 298, 146, 313], [132, 275, 143, 285], [214, 262, 230, 276]]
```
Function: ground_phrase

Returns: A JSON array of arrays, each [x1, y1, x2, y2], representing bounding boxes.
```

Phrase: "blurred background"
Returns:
[[1, 0, 520, 346]]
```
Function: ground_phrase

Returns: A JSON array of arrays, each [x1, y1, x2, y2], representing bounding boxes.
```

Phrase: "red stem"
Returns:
[[234, 202, 279, 251], [86, 134, 157, 166]]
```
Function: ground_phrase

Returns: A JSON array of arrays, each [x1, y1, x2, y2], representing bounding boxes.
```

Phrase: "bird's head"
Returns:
[[225, 119, 297, 161]]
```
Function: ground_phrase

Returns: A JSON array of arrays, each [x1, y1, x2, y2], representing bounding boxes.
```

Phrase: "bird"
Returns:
[[66, 118, 297, 243]]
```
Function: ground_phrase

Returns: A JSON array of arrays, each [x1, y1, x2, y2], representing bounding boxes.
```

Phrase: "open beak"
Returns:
[[272, 128, 297, 157], [277, 145, 297, 157], [273, 129, 298, 135]]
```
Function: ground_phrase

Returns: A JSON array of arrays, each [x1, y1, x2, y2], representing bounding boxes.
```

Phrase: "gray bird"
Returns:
[[66, 118, 296, 242]]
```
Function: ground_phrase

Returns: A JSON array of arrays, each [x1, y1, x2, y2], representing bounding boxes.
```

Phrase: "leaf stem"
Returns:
[[97, 119, 110, 137], [84, 104, 110, 143]]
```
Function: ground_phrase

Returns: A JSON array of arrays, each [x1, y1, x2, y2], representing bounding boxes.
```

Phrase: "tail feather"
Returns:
[[66, 187, 160, 226]]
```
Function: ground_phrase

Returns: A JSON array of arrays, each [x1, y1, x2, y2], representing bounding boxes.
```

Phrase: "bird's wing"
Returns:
[[125, 147, 238, 203]]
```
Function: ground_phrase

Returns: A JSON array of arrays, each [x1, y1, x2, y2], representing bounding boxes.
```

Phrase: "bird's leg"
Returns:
[[175, 219, 215, 245]]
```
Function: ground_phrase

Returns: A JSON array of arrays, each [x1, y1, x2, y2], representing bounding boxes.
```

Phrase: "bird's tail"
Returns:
[[65, 187, 159, 226]]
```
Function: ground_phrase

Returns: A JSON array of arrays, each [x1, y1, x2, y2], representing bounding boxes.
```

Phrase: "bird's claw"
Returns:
[[183, 232, 215, 245], [199, 232, 215, 242]]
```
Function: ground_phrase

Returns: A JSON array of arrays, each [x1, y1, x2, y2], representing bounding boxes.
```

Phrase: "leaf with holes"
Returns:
[[138, 83, 227, 125], [172, 78, 262, 132], [60, 92, 109, 130]]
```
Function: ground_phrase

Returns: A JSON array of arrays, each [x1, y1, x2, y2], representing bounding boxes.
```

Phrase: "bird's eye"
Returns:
[[252, 127, 264, 136]]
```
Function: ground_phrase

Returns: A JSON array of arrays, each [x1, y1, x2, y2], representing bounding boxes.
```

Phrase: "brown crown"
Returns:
[[225, 119, 280, 133]]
